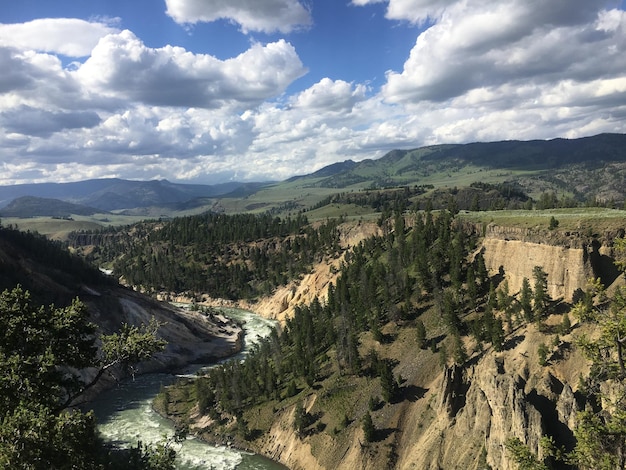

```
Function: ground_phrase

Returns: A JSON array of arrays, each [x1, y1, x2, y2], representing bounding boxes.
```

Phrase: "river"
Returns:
[[91, 307, 288, 470]]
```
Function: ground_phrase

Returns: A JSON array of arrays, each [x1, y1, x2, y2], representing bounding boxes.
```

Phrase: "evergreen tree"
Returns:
[[362, 412, 375, 443], [491, 317, 505, 352], [293, 401, 309, 437], [451, 330, 468, 365], [520, 277, 533, 322], [466, 265, 478, 310], [416, 319, 427, 350], [442, 288, 462, 334], [532, 266, 549, 320], [380, 360, 397, 403], [474, 251, 489, 287]]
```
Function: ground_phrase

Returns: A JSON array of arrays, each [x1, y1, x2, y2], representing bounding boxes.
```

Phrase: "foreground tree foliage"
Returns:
[[0, 286, 173, 469], [571, 276, 626, 469]]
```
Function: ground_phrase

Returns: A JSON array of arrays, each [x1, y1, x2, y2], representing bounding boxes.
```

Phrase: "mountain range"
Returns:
[[0, 178, 253, 213], [1, 133, 626, 217]]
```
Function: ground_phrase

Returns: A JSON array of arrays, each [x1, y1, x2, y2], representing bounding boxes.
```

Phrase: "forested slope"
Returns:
[[134, 209, 626, 470], [69, 213, 343, 299]]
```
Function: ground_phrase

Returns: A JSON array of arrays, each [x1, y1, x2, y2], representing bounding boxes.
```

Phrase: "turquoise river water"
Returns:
[[91, 308, 287, 470]]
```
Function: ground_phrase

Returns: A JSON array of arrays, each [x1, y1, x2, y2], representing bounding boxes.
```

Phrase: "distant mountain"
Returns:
[[0, 178, 250, 212], [0, 196, 103, 218], [287, 160, 359, 182], [281, 133, 626, 201], [2, 133, 626, 216]]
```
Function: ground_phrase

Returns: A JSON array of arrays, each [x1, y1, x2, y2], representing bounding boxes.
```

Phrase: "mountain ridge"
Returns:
[[0, 178, 249, 211], [0, 196, 104, 218], [1, 133, 626, 217]]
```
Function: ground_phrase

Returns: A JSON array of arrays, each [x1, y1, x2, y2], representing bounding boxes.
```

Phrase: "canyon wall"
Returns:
[[253, 224, 620, 470], [478, 223, 621, 301], [480, 238, 592, 301]]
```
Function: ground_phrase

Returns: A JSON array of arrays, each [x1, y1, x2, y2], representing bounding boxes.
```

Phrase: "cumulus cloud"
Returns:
[[0, 18, 119, 57], [0, 46, 90, 113], [0, 106, 101, 137], [165, 0, 311, 33], [383, 0, 626, 103], [1, 1, 626, 185], [76, 31, 307, 108], [351, 0, 454, 24], [291, 78, 367, 112]]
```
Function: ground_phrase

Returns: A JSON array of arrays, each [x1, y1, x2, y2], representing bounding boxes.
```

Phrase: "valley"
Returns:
[[146, 216, 625, 470], [1, 134, 626, 469]]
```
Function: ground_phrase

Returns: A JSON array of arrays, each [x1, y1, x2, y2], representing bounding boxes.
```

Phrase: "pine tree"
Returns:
[[451, 330, 468, 365], [380, 360, 397, 403], [293, 401, 308, 437], [416, 319, 427, 350], [491, 318, 505, 352], [532, 266, 549, 320], [520, 277, 533, 322], [362, 412, 375, 443]]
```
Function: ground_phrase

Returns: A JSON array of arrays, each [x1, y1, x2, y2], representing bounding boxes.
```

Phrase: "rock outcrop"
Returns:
[[394, 320, 588, 470], [478, 224, 621, 301], [480, 238, 592, 301], [252, 225, 609, 470]]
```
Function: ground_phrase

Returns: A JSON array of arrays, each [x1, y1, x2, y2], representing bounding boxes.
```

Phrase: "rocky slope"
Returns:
[[78, 285, 243, 400], [395, 320, 589, 470], [236, 223, 621, 470]]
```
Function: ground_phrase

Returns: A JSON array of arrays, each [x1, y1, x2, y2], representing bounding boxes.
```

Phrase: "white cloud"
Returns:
[[165, 0, 311, 33], [0, 18, 119, 57], [291, 78, 367, 112], [0, 46, 89, 112], [1, 1, 626, 186], [75, 31, 307, 108], [351, 0, 454, 24], [383, 1, 626, 103]]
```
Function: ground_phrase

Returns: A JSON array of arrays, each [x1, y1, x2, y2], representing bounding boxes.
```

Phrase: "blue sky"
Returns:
[[1, 0, 626, 185]]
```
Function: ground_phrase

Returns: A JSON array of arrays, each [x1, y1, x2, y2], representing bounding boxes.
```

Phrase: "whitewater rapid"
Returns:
[[91, 307, 286, 470]]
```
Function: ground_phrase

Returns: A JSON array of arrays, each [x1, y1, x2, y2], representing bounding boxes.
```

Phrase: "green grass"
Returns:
[[458, 207, 626, 231], [1, 213, 155, 239]]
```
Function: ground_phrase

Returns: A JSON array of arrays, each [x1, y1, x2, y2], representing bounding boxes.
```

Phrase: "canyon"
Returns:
[[203, 220, 624, 470]]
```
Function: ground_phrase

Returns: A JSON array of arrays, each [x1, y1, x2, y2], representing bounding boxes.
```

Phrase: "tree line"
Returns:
[[69, 212, 342, 299], [191, 209, 483, 420]]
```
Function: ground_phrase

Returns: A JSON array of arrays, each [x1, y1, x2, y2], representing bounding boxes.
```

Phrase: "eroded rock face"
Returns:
[[398, 333, 585, 470], [481, 238, 593, 302], [429, 359, 545, 470], [476, 224, 622, 302]]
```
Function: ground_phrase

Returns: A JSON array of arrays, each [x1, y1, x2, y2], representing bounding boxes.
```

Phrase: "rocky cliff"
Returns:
[[246, 224, 619, 470], [395, 320, 588, 470], [478, 223, 622, 301]]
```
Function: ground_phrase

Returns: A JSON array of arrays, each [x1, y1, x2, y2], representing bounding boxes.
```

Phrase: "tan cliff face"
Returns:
[[480, 238, 592, 301], [478, 224, 622, 301]]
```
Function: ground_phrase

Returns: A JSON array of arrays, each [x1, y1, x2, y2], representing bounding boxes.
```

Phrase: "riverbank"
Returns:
[[80, 290, 245, 403], [152, 378, 291, 470], [150, 306, 290, 469]]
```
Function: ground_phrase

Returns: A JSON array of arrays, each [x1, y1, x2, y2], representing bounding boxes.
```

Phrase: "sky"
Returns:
[[1, 0, 626, 185]]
